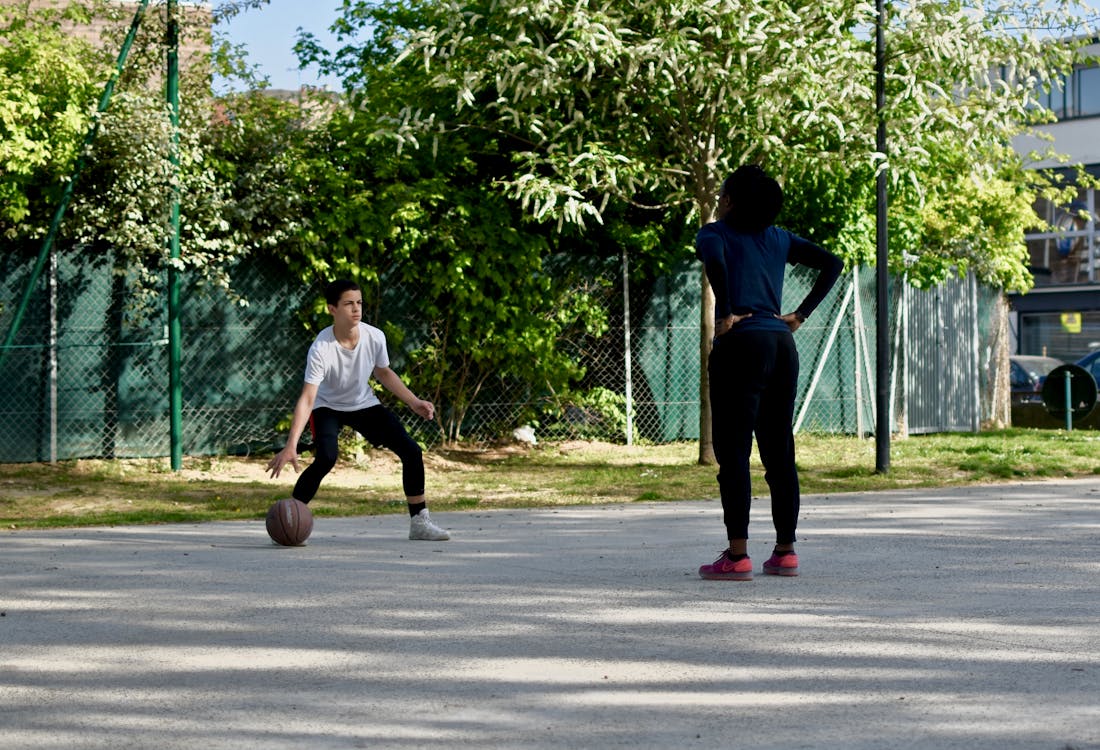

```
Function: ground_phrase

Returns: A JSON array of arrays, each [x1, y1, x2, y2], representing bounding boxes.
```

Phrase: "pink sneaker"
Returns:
[[699, 551, 753, 581], [762, 551, 799, 576]]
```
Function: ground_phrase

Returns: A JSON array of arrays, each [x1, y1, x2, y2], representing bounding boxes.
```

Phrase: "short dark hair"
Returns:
[[721, 164, 784, 233], [325, 279, 361, 306]]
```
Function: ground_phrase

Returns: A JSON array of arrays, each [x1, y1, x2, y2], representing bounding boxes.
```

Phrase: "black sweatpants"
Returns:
[[708, 328, 800, 544], [293, 405, 424, 502]]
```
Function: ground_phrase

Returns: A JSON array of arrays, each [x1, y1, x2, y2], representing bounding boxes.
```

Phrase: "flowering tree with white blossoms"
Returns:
[[321, 0, 1094, 459]]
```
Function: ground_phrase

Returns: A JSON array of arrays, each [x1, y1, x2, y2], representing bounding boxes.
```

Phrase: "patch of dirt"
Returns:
[[178, 454, 406, 490], [0, 438, 669, 501], [175, 444, 525, 489], [554, 440, 621, 454], [433, 443, 534, 464]]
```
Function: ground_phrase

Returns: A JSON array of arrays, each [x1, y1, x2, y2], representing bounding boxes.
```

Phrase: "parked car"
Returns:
[[1009, 355, 1065, 405], [1075, 349, 1100, 388]]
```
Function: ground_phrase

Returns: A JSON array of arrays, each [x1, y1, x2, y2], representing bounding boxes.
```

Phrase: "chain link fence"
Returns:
[[0, 251, 315, 461], [2, 245, 993, 463]]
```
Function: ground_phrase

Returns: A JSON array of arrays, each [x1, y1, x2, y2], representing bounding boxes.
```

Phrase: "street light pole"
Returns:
[[875, 0, 891, 473]]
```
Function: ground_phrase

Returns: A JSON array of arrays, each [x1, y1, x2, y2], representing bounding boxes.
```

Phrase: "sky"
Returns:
[[211, 1, 1100, 91], [214, 0, 345, 92]]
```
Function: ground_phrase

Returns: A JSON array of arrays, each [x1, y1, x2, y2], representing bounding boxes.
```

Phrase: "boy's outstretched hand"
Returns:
[[411, 399, 435, 421], [267, 446, 300, 479]]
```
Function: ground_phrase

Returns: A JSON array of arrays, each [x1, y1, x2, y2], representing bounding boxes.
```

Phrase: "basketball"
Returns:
[[265, 498, 313, 546]]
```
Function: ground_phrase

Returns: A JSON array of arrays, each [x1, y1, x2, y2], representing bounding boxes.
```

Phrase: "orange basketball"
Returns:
[[265, 498, 313, 546]]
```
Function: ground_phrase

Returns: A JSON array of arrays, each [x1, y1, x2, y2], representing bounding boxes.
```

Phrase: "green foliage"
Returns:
[[534, 386, 637, 444], [914, 162, 1038, 290], [780, 167, 874, 270], [865, 1, 1094, 290], [339, 0, 877, 228], [312, 0, 1096, 463], [288, 4, 633, 442], [326, 0, 1095, 290], [278, 99, 613, 442], [198, 90, 317, 262], [3, 0, 313, 317], [0, 0, 110, 237]]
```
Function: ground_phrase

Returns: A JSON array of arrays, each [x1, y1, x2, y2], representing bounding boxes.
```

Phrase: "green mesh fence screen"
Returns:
[[0, 250, 316, 461], [1, 245, 992, 462]]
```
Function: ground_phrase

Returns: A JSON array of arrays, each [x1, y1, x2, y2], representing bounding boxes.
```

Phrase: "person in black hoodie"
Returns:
[[695, 165, 842, 581]]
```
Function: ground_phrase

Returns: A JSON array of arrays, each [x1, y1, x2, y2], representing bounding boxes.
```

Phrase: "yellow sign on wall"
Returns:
[[1061, 312, 1082, 334]]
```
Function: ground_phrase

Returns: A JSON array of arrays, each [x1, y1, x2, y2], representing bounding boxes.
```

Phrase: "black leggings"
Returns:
[[293, 405, 424, 502], [708, 328, 800, 544]]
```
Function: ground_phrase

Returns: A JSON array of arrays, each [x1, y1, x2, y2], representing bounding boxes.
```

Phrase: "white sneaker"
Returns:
[[409, 509, 450, 541]]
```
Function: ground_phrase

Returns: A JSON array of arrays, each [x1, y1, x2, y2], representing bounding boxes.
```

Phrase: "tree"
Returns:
[[278, 98, 611, 443], [0, 0, 110, 240], [319, 0, 1094, 460], [319, 0, 876, 459], [865, 0, 1094, 291], [0, 0, 315, 313]]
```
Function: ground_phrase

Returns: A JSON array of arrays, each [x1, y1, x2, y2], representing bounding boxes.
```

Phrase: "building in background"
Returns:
[[1011, 38, 1100, 367], [3, 0, 211, 73]]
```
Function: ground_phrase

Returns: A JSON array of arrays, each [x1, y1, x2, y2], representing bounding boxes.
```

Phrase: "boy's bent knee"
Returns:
[[308, 445, 339, 473], [395, 439, 422, 463]]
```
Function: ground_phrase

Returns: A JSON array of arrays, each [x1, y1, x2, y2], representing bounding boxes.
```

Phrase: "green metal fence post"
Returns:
[[167, 0, 183, 470]]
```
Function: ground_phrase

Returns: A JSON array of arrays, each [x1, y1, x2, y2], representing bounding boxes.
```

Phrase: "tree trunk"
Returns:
[[986, 294, 1011, 428]]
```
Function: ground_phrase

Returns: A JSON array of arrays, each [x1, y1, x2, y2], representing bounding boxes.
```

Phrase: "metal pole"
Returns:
[[853, 267, 864, 437], [167, 0, 183, 469], [969, 273, 980, 432], [1089, 187, 1096, 283], [622, 248, 634, 446], [0, 0, 151, 369], [49, 248, 58, 463], [1064, 371, 1073, 431], [794, 279, 854, 434], [874, 0, 891, 473], [887, 276, 900, 435]]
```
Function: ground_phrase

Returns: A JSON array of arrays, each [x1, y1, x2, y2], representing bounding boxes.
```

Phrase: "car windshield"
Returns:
[[1014, 357, 1062, 377]]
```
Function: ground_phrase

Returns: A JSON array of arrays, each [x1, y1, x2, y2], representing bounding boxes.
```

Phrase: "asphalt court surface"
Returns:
[[3, 479, 1099, 749]]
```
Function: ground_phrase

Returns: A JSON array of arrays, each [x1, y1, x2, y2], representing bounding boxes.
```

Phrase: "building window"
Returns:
[[1017, 311, 1100, 365], [1078, 65, 1100, 117], [1034, 63, 1100, 121], [1046, 75, 1068, 119], [1025, 188, 1098, 286]]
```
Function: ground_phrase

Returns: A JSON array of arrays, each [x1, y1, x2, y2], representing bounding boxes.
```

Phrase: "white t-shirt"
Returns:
[[303, 323, 390, 411]]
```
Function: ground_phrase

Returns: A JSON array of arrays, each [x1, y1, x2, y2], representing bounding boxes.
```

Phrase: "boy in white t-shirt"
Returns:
[[266, 280, 449, 541]]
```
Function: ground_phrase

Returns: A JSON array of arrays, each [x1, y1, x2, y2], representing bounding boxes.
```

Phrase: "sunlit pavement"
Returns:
[[3, 479, 1099, 749]]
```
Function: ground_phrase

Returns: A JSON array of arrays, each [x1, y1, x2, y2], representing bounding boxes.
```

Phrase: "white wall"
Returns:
[[1014, 40, 1100, 169], [1015, 118, 1100, 168]]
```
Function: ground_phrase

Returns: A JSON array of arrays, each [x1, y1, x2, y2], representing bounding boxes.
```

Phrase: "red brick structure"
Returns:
[[4, 0, 212, 75]]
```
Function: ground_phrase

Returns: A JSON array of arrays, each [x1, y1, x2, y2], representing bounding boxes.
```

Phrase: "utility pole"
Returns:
[[875, 0, 891, 473]]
